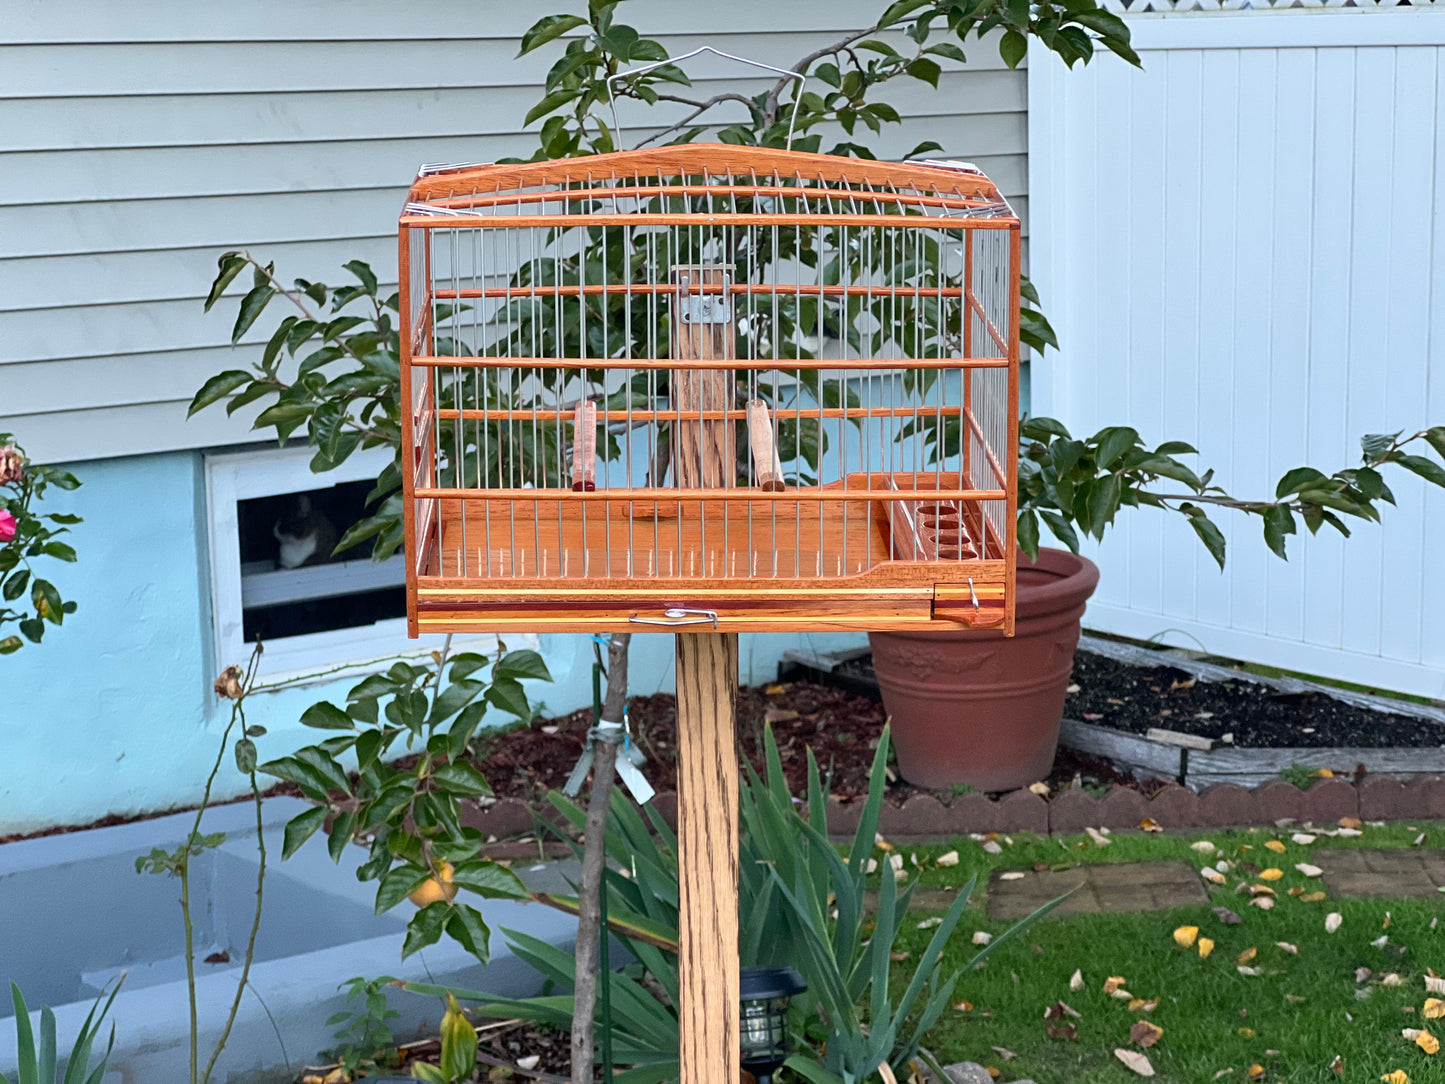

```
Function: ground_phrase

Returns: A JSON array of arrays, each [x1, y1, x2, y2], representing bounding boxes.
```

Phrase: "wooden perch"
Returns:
[[745, 399, 785, 492], [571, 399, 597, 491]]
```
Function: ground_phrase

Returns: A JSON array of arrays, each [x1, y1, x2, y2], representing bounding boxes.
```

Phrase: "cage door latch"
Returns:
[[629, 607, 720, 628], [931, 579, 1006, 629]]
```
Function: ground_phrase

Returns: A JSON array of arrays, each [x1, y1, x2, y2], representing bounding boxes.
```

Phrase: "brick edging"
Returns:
[[464, 776, 1445, 845]]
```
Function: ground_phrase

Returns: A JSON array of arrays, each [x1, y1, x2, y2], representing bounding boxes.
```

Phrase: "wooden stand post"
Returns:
[[674, 631, 739, 1084], [669, 264, 740, 1084]]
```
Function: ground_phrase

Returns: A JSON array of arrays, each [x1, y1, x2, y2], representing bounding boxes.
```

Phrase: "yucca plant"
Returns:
[[402, 726, 1063, 1081], [1, 979, 121, 1084]]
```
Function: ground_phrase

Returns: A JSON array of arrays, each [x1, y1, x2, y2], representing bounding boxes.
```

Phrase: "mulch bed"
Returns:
[[1063, 650, 1444, 749], [395, 1019, 575, 1082], [474, 680, 1136, 809]]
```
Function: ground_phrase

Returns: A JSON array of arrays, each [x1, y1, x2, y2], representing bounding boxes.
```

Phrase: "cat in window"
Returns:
[[273, 494, 339, 569]]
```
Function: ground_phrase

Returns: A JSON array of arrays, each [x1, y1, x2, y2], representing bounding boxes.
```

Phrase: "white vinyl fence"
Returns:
[[1028, 9, 1445, 699]]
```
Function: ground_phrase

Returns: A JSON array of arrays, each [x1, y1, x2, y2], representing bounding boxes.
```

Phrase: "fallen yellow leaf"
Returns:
[[1260, 868, 1285, 881], [1381, 1072, 1410, 1084], [1328, 1055, 1344, 1077], [1251, 884, 1278, 897], [1239, 1027, 1256, 1039], [1104, 976, 1128, 994], [935, 850, 960, 867], [985, 1068, 1000, 1080], [1237, 946, 1258, 966], [1199, 937, 1215, 959], [1301, 891, 1328, 903], [952, 999, 973, 1012], [1419, 1031, 1440, 1056], [1174, 926, 1200, 948], [1317, 767, 1335, 778], [1140, 817, 1163, 833], [1339, 816, 1363, 830], [1424, 999, 1445, 1020], [1249, 1064, 1266, 1080], [1265, 840, 1287, 853]]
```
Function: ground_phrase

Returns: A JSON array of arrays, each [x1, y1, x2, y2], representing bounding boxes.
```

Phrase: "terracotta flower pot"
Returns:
[[869, 547, 1100, 791]]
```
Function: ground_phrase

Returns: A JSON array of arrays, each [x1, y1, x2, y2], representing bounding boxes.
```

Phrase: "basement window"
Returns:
[[206, 445, 449, 682]]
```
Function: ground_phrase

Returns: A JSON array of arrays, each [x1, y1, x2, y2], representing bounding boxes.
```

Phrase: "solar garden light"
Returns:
[[739, 965, 807, 1083]]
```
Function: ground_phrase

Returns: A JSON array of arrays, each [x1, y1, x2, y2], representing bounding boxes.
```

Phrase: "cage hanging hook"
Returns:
[[605, 45, 809, 152]]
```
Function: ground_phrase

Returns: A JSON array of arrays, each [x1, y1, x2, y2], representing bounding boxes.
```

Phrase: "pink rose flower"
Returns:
[[0, 509, 14, 543], [0, 447, 21, 486]]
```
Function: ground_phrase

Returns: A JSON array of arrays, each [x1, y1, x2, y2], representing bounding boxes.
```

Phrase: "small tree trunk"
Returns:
[[572, 633, 630, 1083]]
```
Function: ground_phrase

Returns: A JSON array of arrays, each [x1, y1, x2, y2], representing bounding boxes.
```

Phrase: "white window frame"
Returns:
[[205, 445, 526, 686]]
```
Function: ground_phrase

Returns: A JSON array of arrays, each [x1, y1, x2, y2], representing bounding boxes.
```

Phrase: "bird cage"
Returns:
[[398, 145, 1020, 637]]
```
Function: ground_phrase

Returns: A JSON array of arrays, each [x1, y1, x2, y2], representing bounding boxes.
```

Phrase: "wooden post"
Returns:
[[670, 263, 739, 1084], [674, 631, 739, 1084]]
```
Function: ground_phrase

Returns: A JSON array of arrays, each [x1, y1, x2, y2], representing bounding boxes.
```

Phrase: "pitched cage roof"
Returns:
[[401, 145, 1018, 226]]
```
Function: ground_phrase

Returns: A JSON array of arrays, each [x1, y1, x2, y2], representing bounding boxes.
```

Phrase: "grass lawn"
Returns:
[[887, 822, 1445, 1083]]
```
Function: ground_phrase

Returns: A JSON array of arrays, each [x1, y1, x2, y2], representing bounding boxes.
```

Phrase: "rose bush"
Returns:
[[0, 434, 81, 654]]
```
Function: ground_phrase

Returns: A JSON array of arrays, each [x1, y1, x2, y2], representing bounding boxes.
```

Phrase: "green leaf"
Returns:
[[485, 677, 532, 720], [904, 57, 941, 87], [525, 87, 579, 126], [1397, 453, 1445, 489], [234, 737, 257, 774], [189, 371, 254, 417], [0, 636, 23, 654], [343, 260, 378, 295], [300, 701, 356, 731], [282, 806, 328, 860], [998, 29, 1028, 68], [1086, 474, 1122, 538], [376, 864, 431, 914], [450, 860, 528, 900], [519, 13, 588, 55], [1017, 508, 1039, 560], [428, 678, 484, 726], [1093, 426, 1139, 470], [1038, 509, 1080, 553], [1262, 504, 1296, 560], [41, 541, 77, 562], [432, 759, 495, 798], [402, 901, 451, 958], [205, 252, 248, 312], [327, 809, 357, 864], [32, 579, 62, 625], [231, 283, 275, 343], [1275, 466, 1326, 499], [446, 904, 493, 962], [494, 648, 553, 683], [3, 569, 29, 602], [1182, 504, 1226, 570], [878, 0, 930, 25], [1361, 431, 1402, 461], [1426, 426, 1445, 459]]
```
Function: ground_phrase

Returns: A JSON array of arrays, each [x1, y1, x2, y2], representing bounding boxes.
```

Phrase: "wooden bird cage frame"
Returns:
[[399, 146, 1020, 636]]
